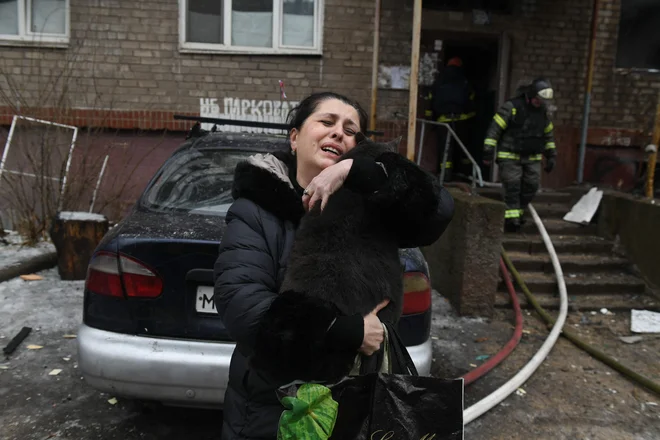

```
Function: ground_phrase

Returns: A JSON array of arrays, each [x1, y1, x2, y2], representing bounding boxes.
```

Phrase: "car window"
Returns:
[[141, 149, 254, 214]]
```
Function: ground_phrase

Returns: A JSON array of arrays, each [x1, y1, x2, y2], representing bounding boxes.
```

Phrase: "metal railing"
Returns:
[[415, 118, 484, 188]]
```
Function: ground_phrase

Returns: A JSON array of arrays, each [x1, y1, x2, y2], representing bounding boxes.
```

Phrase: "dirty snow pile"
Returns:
[[0, 230, 55, 270], [0, 268, 84, 340]]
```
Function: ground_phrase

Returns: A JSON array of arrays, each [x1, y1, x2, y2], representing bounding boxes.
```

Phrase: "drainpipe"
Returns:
[[577, 0, 601, 184], [647, 94, 660, 199], [406, 0, 422, 162], [369, 0, 381, 134]]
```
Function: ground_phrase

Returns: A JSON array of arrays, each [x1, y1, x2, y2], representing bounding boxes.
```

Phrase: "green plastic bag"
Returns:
[[277, 383, 339, 440]]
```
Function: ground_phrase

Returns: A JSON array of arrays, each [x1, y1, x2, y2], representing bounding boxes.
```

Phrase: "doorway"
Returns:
[[418, 31, 509, 182]]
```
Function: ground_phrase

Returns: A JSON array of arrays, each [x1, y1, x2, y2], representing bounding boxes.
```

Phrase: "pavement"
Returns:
[[0, 263, 659, 439]]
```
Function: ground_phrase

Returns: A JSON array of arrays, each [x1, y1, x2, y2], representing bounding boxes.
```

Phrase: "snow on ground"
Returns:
[[0, 231, 55, 270], [0, 268, 83, 341]]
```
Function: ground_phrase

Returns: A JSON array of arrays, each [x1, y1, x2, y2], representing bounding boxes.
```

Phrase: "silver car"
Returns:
[[78, 132, 434, 407]]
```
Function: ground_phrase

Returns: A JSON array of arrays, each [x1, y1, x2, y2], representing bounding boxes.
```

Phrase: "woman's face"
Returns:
[[290, 99, 361, 177]]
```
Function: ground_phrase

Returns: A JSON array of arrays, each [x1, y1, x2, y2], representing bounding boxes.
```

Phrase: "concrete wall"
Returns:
[[422, 188, 505, 317], [598, 191, 660, 289]]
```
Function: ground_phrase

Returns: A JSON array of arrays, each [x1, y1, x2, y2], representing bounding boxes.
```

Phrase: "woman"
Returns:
[[214, 92, 454, 439]]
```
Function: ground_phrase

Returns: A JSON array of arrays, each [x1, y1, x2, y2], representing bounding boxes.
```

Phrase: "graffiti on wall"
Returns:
[[200, 98, 299, 133]]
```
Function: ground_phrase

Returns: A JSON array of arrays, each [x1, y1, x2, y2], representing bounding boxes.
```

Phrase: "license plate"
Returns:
[[195, 286, 216, 314]]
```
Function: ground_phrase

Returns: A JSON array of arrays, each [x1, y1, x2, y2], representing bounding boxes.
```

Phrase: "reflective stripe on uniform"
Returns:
[[545, 142, 556, 149], [484, 138, 498, 147], [545, 122, 554, 134], [497, 151, 520, 160], [505, 209, 521, 219], [437, 112, 476, 122], [424, 110, 433, 117], [511, 108, 517, 115], [442, 161, 453, 169], [529, 154, 543, 161], [494, 114, 507, 129]]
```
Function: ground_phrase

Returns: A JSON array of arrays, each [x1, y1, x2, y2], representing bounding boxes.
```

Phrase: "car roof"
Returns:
[[185, 131, 290, 154]]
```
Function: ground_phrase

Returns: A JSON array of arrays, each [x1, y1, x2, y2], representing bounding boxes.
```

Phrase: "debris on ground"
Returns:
[[631, 309, 660, 333], [563, 187, 603, 224], [619, 336, 644, 344], [62, 334, 77, 339], [515, 388, 527, 397], [2, 326, 32, 355], [27, 344, 44, 350], [48, 369, 62, 376], [108, 397, 118, 405], [20, 274, 44, 281]]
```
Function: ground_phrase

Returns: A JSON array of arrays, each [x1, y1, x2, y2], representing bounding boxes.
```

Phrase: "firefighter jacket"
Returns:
[[424, 66, 476, 122], [484, 97, 556, 162]]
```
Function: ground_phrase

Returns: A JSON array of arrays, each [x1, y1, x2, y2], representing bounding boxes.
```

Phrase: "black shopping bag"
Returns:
[[329, 373, 464, 440], [276, 326, 461, 439]]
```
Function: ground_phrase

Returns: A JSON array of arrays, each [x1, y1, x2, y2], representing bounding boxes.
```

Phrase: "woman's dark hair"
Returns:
[[286, 92, 368, 133]]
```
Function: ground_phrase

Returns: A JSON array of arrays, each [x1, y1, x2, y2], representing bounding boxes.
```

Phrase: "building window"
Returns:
[[616, 0, 660, 71], [0, 0, 69, 45], [180, 0, 322, 55]]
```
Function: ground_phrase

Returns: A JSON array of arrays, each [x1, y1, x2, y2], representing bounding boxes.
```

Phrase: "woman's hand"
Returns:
[[303, 159, 353, 211], [359, 298, 390, 356]]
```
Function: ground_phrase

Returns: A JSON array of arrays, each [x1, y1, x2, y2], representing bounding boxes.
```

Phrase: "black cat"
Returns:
[[280, 134, 403, 324], [252, 134, 411, 383]]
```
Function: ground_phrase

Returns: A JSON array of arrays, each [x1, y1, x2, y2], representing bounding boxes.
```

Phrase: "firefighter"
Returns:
[[427, 57, 476, 180], [483, 78, 557, 232]]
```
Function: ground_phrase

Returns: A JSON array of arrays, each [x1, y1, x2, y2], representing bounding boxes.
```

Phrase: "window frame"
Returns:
[[179, 0, 323, 55], [0, 0, 70, 46]]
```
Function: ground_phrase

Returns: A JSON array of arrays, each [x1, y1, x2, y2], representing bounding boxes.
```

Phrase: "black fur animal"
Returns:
[[255, 134, 406, 382], [280, 134, 403, 323]]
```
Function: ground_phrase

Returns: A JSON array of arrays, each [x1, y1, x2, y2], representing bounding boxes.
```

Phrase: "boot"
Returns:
[[505, 218, 521, 233]]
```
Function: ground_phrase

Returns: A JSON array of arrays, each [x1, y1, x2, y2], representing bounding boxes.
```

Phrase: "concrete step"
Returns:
[[519, 218, 597, 236], [497, 271, 647, 294], [494, 291, 660, 311], [502, 235, 614, 255], [506, 251, 630, 274], [476, 188, 575, 205], [531, 203, 571, 219]]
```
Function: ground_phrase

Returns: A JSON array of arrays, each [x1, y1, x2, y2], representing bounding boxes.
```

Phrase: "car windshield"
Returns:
[[141, 148, 254, 215]]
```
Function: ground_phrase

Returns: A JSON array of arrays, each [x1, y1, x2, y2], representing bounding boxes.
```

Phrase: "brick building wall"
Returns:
[[0, 0, 658, 190], [0, 0, 381, 130], [373, 0, 660, 187], [374, 0, 659, 131], [1, 0, 657, 132]]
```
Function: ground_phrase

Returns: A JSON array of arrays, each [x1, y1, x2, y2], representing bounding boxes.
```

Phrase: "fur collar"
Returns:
[[232, 150, 305, 224]]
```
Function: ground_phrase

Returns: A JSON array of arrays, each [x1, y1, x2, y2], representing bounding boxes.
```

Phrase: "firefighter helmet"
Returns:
[[530, 78, 554, 100], [447, 57, 463, 67]]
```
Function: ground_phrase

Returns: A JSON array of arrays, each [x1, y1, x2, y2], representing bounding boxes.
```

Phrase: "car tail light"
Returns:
[[85, 252, 163, 298], [402, 272, 431, 315], [86, 252, 123, 297], [119, 255, 163, 298]]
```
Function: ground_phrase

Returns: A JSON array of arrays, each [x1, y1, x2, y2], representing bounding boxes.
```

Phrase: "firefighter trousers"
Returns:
[[436, 118, 474, 180], [499, 160, 542, 221]]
